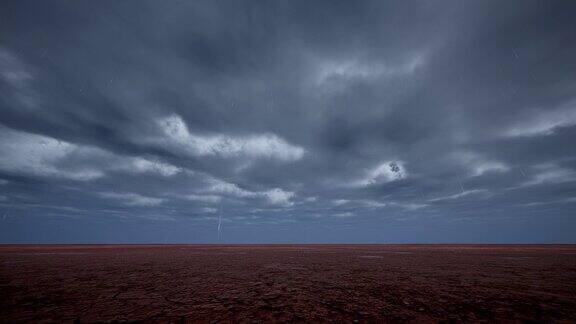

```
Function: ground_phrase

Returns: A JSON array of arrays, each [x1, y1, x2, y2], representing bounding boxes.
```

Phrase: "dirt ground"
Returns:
[[1, 244, 575, 323]]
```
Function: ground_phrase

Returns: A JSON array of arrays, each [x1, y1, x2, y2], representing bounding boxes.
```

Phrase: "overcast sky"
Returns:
[[1, 0, 575, 243]]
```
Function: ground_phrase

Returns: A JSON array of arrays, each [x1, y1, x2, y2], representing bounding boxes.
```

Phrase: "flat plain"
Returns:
[[1, 244, 575, 323]]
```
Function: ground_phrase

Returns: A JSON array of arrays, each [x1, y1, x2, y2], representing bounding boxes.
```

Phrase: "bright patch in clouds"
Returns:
[[0, 126, 182, 180], [334, 211, 355, 218], [100, 192, 164, 206], [520, 164, 576, 187], [0, 127, 104, 180], [205, 179, 255, 198], [185, 194, 222, 203], [314, 55, 424, 87], [332, 199, 350, 206], [454, 151, 509, 177], [204, 178, 295, 206], [354, 161, 406, 187], [360, 200, 387, 208], [391, 202, 428, 211], [263, 188, 295, 206], [130, 157, 181, 177], [159, 115, 305, 162], [428, 189, 488, 202], [504, 103, 576, 138]]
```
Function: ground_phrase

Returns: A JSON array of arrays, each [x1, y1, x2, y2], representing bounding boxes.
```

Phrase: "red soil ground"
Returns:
[[1, 244, 575, 323]]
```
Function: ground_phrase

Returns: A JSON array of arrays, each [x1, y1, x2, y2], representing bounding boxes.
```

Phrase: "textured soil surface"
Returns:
[[1, 244, 576, 323]]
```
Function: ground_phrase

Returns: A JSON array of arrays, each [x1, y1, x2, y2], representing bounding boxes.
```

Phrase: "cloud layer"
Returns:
[[1, 0, 575, 243]]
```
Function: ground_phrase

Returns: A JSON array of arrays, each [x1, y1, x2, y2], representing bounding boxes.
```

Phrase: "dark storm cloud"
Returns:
[[1, 0, 575, 243]]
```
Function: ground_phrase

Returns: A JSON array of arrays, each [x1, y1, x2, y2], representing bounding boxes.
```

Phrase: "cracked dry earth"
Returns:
[[1, 245, 576, 323]]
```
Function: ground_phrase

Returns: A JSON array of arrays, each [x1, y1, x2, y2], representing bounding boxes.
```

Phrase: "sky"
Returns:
[[1, 0, 575, 243]]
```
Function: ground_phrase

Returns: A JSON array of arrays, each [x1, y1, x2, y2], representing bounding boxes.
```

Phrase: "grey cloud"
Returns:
[[1, 0, 575, 243]]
